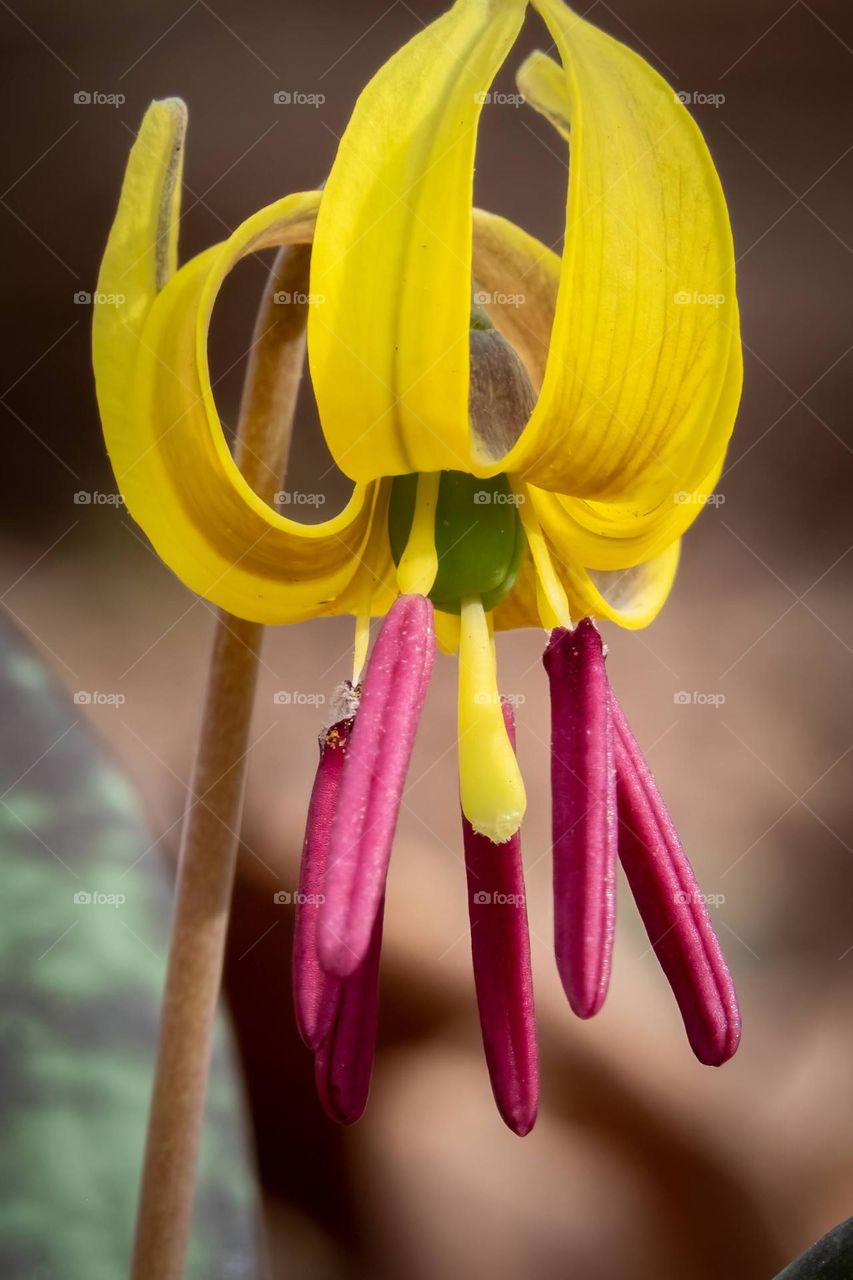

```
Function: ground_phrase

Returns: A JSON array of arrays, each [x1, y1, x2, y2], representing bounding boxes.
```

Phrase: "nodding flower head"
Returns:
[[93, 0, 742, 1132]]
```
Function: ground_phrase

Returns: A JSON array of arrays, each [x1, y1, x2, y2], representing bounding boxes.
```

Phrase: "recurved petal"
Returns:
[[569, 547, 682, 631], [94, 114, 377, 623], [542, 513, 682, 631], [94, 97, 186, 356], [501, 12, 742, 508], [308, 0, 527, 483]]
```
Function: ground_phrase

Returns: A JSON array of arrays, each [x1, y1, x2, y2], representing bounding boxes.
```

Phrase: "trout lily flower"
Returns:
[[94, 0, 742, 1135]]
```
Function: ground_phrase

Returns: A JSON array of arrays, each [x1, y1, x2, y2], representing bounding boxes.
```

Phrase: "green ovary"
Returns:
[[388, 471, 526, 613]]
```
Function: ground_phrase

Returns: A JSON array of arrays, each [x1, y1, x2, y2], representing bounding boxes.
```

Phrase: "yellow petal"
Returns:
[[491, 482, 681, 630], [528, 451, 727, 572], [94, 98, 186, 395], [94, 105, 379, 624], [490, 534, 678, 631], [470, 204, 738, 570], [500, 15, 741, 510], [516, 44, 570, 139], [563, 544, 681, 629], [308, 0, 526, 483]]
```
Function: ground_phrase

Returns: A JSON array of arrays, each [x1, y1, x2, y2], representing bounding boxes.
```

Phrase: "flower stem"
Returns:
[[131, 243, 311, 1280]]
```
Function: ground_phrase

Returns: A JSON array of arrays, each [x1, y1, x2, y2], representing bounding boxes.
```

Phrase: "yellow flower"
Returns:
[[92, 0, 741, 844]]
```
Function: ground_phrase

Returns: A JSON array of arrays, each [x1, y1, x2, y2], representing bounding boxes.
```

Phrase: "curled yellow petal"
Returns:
[[528, 452, 726, 572], [516, 47, 570, 139], [490, 489, 680, 630], [501, 15, 741, 508], [94, 98, 186, 409], [308, 0, 526, 483], [470, 206, 737, 572], [94, 104, 380, 624], [563, 544, 681, 630]]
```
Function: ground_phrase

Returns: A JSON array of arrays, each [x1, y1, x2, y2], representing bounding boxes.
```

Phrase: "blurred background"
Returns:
[[2, 0, 852, 1276]]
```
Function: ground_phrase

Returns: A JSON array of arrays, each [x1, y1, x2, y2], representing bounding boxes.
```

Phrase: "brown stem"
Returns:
[[131, 244, 311, 1280]]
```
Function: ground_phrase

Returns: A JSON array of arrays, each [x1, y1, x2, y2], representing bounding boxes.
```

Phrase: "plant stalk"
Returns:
[[131, 244, 311, 1280]]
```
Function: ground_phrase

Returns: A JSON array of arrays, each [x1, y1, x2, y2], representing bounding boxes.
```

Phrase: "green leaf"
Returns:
[[0, 613, 257, 1280]]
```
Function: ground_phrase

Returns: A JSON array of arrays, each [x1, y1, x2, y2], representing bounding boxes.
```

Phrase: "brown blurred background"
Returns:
[[2, 0, 853, 1276]]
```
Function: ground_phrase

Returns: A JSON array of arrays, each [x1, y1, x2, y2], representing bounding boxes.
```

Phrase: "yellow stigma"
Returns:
[[457, 597, 526, 843]]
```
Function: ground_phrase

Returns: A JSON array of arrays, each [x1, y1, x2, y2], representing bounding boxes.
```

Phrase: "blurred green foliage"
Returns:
[[0, 616, 257, 1279]]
